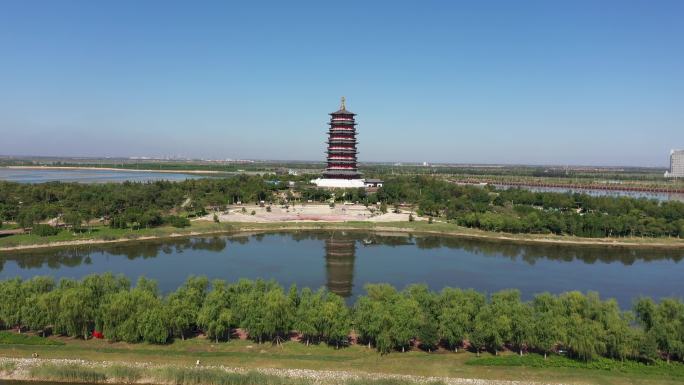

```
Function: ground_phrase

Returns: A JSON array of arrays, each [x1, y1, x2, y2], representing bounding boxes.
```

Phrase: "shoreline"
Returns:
[[4, 165, 227, 175], [2, 221, 684, 252]]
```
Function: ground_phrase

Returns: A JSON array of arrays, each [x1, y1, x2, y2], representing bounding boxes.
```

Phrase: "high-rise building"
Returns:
[[312, 97, 365, 188], [665, 150, 684, 178]]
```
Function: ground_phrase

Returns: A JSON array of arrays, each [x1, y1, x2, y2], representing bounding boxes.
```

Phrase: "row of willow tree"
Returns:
[[1, 274, 683, 362]]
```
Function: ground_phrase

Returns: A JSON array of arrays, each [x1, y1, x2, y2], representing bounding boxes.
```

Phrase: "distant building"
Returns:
[[665, 150, 684, 178], [364, 179, 384, 188]]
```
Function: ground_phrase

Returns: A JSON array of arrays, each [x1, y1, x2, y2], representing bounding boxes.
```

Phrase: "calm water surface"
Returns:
[[497, 184, 684, 202], [1, 231, 683, 307], [0, 168, 202, 183]]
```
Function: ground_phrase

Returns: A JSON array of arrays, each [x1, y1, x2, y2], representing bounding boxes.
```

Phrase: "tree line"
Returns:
[[2, 175, 684, 238], [1, 274, 683, 363], [377, 176, 684, 238], [0, 176, 276, 230]]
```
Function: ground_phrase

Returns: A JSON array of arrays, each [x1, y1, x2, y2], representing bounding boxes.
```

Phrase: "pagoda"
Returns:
[[312, 97, 365, 188]]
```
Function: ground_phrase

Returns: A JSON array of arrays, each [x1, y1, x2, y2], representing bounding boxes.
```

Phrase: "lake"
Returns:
[[1, 231, 683, 307], [0, 167, 203, 183], [496, 184, 684, 202]]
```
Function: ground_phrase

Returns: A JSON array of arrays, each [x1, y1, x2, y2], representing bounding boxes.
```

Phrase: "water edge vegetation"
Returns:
[[1, 274, 683, 364]]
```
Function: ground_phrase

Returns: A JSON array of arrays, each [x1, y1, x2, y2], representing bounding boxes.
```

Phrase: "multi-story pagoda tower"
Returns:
[[313, 97, 365, 188]]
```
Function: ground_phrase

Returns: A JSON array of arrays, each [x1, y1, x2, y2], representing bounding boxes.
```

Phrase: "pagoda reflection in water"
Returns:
[[324, 234, 357, 298]]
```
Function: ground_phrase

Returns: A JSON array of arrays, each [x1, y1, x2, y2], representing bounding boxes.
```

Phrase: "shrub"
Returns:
[[0, 331, 64, 345], [153, 367, 314, 385], [109, 215, 128, 229], [165, 216, 191, 228], [29, 364, 107, 382], [380, 202, 388, 214], [0, 362, 16, 373], [107, 365, 143, 382], [32, 224, 60, 237]]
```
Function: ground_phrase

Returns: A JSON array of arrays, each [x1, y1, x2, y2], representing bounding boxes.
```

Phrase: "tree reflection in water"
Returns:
[[1, 232, 683, 299]]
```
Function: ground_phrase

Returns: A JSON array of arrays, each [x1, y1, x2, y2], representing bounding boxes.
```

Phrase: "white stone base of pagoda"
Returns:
[[311, 178, 365, 188]]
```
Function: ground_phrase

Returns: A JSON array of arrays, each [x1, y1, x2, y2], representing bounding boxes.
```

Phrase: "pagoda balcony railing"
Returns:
[[327, 140, 357, 144], [327, 149, 358, 153], [329, 122, 356, 126], [327, 160, 357, 165], [328, 156, 357, 160]]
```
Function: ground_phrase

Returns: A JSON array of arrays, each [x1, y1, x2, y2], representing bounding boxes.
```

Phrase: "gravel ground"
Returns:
[[204, 204, 422, 223]]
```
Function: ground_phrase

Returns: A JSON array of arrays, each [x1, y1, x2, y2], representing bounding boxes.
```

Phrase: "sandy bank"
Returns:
[[2, 220, 684, 252]]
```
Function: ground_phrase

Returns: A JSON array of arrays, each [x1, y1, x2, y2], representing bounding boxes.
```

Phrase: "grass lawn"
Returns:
[[0, 334, 682, 385]]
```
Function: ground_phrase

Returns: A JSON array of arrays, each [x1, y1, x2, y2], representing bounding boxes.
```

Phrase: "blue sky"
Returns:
[[0, 0, 682, 166]]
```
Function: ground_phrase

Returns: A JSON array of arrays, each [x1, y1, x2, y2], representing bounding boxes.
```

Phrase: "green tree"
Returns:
[[197, 281, 232, 342], [138, 306, 169, 343], [531, 309, 563, 359], [242, 287, 291, 344], [295, 288, 321, 345], [62, 211, 82, 233], [57, 287, 95, 339], [565, 316, 606, 361], [320, 293, 350, 348], [0, 278, 25, 330], [437, 288, 483, 352], [167, 276, 208, 340]]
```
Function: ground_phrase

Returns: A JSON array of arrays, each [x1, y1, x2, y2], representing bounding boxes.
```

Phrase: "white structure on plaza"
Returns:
[[311, 177, 366, 188]]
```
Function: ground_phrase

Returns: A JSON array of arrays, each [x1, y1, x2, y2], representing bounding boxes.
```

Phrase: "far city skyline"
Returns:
[[1, 1, 682, 167]]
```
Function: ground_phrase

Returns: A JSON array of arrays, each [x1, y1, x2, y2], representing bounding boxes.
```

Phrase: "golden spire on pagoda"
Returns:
[[340, 96, 346, 110]]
